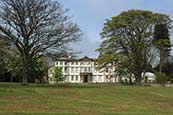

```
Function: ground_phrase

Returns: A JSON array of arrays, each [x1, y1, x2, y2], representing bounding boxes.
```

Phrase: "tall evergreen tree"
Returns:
[[153, 23, 171, 72]]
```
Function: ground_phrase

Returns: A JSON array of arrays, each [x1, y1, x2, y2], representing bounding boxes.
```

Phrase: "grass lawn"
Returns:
[[0, 83, 173, 115]]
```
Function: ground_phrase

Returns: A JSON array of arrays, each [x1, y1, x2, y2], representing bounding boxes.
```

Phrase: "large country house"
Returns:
[[48, 56, 118, 84], [48, 56, 156, 84]]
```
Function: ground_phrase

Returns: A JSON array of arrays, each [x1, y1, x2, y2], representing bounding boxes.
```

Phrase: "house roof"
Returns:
[[79, 56, 95, 61], [56, 56, 96, 61]]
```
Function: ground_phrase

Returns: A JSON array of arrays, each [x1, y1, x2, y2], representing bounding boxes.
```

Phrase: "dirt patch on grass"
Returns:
[[153, 102, 173, 110]]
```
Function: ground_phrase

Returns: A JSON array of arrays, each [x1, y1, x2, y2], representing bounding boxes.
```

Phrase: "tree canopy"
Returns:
[[98, 10, 171, 84]]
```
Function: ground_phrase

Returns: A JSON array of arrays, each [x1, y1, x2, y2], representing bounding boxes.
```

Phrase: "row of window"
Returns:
[[60, 66, 113, 74], [63, 75, 109, 82], [93, 76, 103, 81], [62, 67, 93, 73], [79, 67, 92, 73], [69, 75, 103, 81], [50, 75, 112, 82], [56, 61, 93, 66], [63, 75, 78, 81]]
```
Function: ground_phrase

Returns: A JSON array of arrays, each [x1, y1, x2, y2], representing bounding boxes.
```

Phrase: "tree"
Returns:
[[0, 38, 10, 54], [30, 57, 46, 83], [0, 54, 6, 77], [5, 51, 22, 79], [98, 10, 170, 85], [5, 50, 47, 83], [154, 57, 173, 82], [155, 72, 168, 85], [51, 66, 63, 83], [153, 23, 171, 73], [0, 38, 10, 76], [5, 50, 22, 91], [0, 0, 81, 85]]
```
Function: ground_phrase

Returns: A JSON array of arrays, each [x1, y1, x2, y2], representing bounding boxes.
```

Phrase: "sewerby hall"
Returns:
[[48, 56, 156, 84]]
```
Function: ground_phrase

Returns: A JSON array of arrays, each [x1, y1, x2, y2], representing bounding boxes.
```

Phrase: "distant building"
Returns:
[[48, 56, 118, 83]]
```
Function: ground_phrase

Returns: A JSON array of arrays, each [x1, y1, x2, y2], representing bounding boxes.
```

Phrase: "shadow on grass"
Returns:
[[0, 82, 99, 89], [32, 83, 99, 89]]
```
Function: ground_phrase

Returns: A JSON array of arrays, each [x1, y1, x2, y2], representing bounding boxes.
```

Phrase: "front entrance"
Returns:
[[80, 73, 93, 83], [83, 75, 88, 83]]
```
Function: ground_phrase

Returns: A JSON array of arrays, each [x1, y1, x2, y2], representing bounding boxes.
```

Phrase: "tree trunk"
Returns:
[[9, 74, 13, 92], [129, 77, 133, 85], [136, 71, 142, 85], [22, 55, 30, 85], [159, 48, 163, 73]]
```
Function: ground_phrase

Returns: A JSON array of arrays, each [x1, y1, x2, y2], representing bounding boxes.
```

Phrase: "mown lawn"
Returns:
[[0, 83, 173, 115]]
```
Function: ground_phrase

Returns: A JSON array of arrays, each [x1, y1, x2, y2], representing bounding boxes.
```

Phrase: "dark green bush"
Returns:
[[155, 72, 168, 85]]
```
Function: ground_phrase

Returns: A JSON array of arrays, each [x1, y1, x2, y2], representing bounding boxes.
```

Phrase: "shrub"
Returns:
[[168, 74, 173, 83], [155, 72, 168, 85], [52, 67, 63, 83], [170, 79, 173, 83]]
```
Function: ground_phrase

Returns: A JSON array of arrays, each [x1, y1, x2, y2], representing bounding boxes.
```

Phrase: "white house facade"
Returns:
[[48, 56, 119, 84], [48, 56, 157, 84]]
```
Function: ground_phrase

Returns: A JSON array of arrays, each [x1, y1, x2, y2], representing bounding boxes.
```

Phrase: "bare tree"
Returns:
[[0, 0, 81, 85]]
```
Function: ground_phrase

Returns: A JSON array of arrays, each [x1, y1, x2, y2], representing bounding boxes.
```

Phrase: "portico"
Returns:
[[80, 73, 93, 83]]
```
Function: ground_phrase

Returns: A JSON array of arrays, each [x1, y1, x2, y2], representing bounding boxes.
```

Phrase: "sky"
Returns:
[[58, 0, 173, 58]]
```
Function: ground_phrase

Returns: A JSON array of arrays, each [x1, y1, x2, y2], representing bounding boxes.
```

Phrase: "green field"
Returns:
[[0, 83, 173, 115]]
